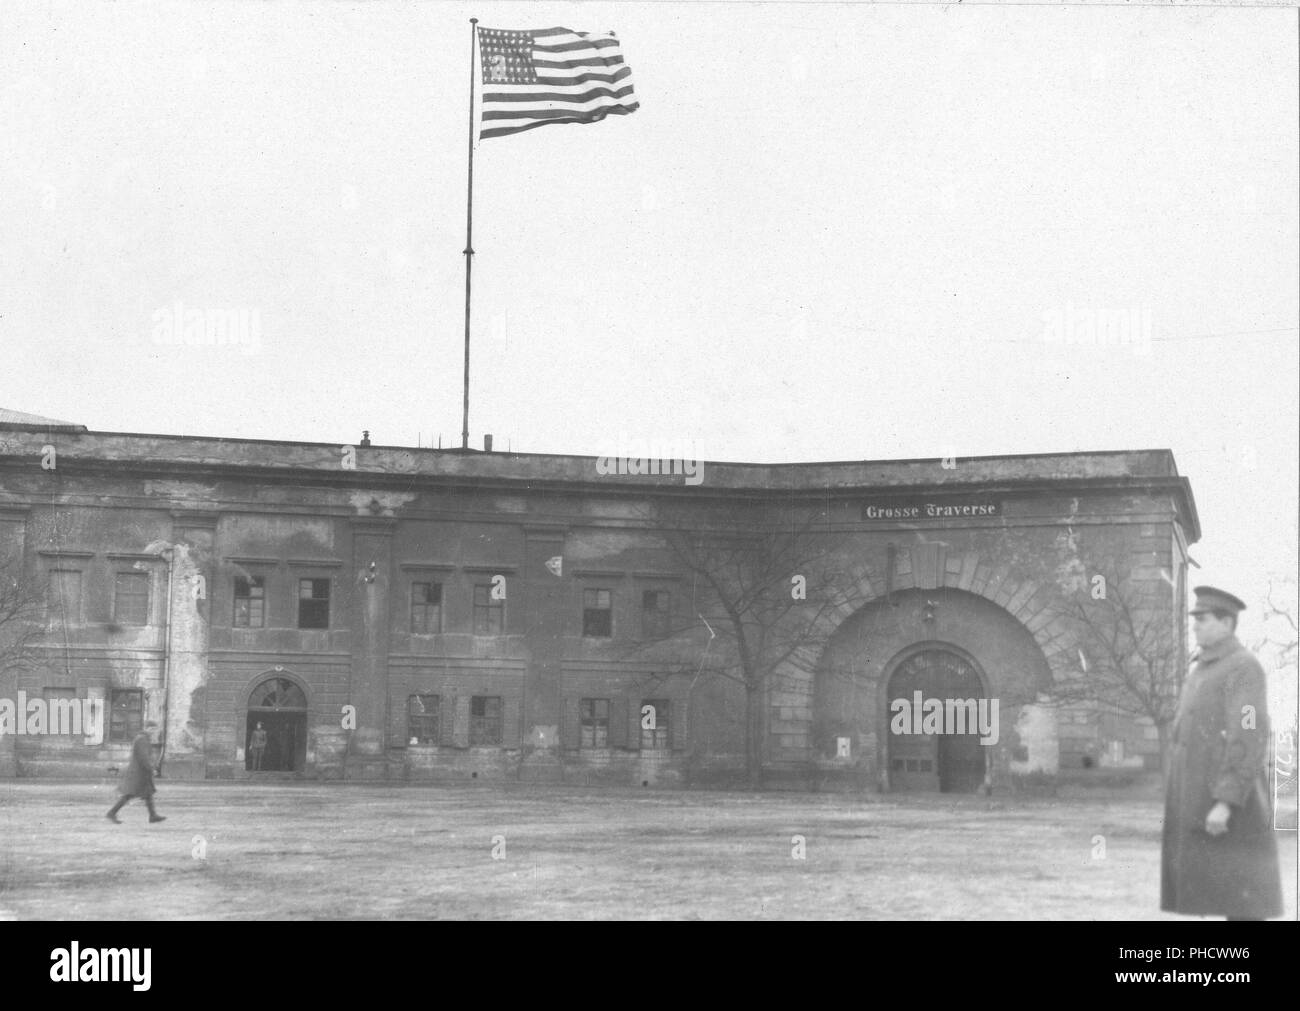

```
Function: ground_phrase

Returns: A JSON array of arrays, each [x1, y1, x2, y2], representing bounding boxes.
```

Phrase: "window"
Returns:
[[47, 569, 82, 624], [411, 582, 442, 633], [407, 694, 441, 745], [109, 689, 143, 742], [44, 687, 78, 736], [249, 677, 306, 709], [470, 695, 502, 745], [580, 698, 610, 748], [472, 585, 504, 635], [583, 588, 613, 638], [298, 578, 330, 629], [234, 576, 266, 628], [113, 572, 150, 625], [641, 589, 671, 638], [640, 698, 670, 750]]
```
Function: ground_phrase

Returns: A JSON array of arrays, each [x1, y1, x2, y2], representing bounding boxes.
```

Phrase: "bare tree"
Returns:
[[0, 551, 44, 680], [1043, 560, 1183, 771], [1257, 577, 1298, 668], [0, 550, 47, 771], [628, 500, 870, 787]]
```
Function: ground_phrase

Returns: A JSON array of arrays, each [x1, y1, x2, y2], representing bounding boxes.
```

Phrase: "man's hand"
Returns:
[[1205, 801, 1232, 836]]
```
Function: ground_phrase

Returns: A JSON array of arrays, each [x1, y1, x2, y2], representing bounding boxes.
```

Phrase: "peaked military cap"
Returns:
[[1189, 585, 1247, 615]]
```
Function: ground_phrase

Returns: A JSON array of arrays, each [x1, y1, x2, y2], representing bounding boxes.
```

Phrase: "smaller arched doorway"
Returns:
[[246, 675, 308, 773], [885, 646, 988, 793]]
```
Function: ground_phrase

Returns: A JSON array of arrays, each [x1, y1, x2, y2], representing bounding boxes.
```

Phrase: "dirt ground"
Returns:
[[0, 782, 1294, 920]]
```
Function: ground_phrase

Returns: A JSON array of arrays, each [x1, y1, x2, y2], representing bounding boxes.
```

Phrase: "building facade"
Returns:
[[0, 417, 1199, 790]]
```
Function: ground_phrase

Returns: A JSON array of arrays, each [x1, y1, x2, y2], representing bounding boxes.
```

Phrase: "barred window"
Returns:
[[470, 695, 502, 745], [44, 687, 78, 736], [640, 698, 670, 750], [580, 698, 610, 748], [583, 588, 613, 638], [109, 689, 143, 742], [298, 578, 330, 629], [234, 576, 266, 628], [113, 572, 149, 626], [407, 694, 441, 745], [411, 582, 442, 633], [472, 585, 504, 635], [641, 589, 671, 638]]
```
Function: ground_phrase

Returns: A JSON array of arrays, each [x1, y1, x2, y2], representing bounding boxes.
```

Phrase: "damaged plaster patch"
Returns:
[[140, 540, 210, 761], [1010, 702, 1059, 775], [348, 491, 417, 516]]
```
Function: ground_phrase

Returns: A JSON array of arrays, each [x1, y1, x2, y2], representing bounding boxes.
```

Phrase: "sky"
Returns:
[[1, 1, 1297, 656]]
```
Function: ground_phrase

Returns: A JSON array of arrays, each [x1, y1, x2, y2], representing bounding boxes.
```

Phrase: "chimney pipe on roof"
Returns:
[[484, 434, 493, 453]]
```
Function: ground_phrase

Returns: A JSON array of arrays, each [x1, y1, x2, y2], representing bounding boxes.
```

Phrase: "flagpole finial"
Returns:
[[470, 17, 478, 23]]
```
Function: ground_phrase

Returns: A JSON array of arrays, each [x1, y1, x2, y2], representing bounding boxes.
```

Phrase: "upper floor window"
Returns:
[[582, 588, 613, 638], [298, 578, 330, 629], [47, 569, 83, 625], [234, 576, 266, 628], [472, 584, 504, 635], [411, 582, 442, 634], [641, 589, 671, 638], [113, 572, 150, 626]]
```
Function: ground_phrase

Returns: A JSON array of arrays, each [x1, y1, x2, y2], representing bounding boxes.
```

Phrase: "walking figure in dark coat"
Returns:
[[1161, 587, 1281, 919], [107, 722, 166, 824]]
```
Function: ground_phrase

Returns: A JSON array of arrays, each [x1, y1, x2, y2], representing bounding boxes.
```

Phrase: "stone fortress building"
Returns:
[[0, 409, 1199, 790]]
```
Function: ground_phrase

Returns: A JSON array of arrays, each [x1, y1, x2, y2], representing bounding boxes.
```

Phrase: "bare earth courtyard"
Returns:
[[0, 782, 1294, 921]]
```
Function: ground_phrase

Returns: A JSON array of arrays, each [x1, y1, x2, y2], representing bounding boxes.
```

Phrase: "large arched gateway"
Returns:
[[244, 675, 308, 774], [812, 587, 1057, 791], [885, 646, 988, 793]]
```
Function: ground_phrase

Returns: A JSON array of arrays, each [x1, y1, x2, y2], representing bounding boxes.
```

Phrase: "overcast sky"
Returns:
[[1, 1, 1296, 653]]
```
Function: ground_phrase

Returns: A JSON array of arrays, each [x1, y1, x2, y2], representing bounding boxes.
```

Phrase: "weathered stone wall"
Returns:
[[0, 430, 1196, 787]]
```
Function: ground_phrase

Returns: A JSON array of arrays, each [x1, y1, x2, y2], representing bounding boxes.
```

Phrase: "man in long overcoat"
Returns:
[[1161, 586, 1281, 918], [106, 721, 166, 824]]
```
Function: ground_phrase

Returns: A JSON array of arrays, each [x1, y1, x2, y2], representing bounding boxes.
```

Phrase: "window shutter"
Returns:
[[671, 697, 688, 751], [608, 698, 628, 748], [439, 695, 455, 747], [390, 691, 408, 749], [453, 695, 470, 748], [629, 696, 644, 750], [561, 697, 580, 750], [84, 686, 105, 746], [502, 694, 521, 749]]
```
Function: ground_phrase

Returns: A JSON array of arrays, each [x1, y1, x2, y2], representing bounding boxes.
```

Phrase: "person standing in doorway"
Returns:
[[249, 721, 267, 771], [1161, 586, 1282, 919], [106, 721, 166, 824]]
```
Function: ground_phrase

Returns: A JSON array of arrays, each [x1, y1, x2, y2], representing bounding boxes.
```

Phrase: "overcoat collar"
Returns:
[[1192, 634, 1241, 665]]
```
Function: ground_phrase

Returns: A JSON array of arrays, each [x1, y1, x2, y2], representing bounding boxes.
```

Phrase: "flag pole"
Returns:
[[462, 18, 478, 450]]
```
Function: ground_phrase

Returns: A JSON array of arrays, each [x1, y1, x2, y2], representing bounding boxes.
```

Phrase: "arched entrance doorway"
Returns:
[[886, 647, 988, 793], [246, 675, 308, 773]]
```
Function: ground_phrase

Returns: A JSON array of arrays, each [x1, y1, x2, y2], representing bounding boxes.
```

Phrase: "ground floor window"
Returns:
[[109, 689, 143, 742], [580, 698, 610, 748], [640, 698, 670, 750], [408, 694, 441, 745], [470, 695, 502, 745]]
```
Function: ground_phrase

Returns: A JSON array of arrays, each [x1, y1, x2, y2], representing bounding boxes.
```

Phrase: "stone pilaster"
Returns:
[[345, 516, 395, 779]]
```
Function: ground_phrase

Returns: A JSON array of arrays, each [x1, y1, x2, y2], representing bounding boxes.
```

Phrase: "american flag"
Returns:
[[476, 26, 638, 141]]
